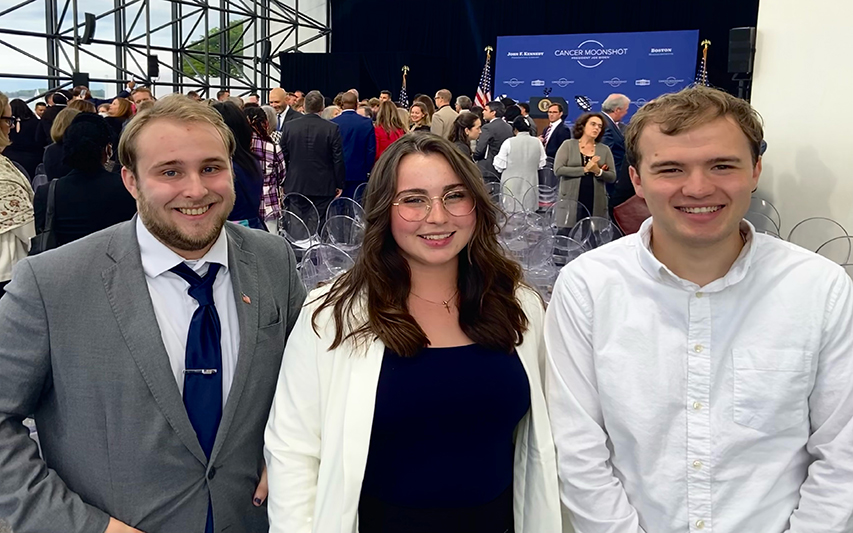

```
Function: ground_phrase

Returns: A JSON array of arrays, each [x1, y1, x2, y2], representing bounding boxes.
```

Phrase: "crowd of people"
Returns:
[[0, 81, 851, 533]]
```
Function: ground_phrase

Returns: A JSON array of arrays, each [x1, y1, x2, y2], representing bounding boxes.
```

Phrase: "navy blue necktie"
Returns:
[[170, 262, 222, 533]]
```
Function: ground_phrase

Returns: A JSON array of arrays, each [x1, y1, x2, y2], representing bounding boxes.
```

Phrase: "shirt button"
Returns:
[[694, 344, 704, 353], [696, 519, 706, 529], [692, 460, 703, 469], [692, 401, 703, 410], [695, 292, 704, 298]]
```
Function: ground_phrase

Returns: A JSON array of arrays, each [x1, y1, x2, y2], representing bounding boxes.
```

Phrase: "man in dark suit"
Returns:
[[0, 95, 306, 533], [280, 90, 347, 221], [541, 102, 573, 159], [269, 88, 300, 143], [518, 102, 538, 137], [331, 92, 376, 198], [474, 100, 514, 177], [600, 94, 630, 194]]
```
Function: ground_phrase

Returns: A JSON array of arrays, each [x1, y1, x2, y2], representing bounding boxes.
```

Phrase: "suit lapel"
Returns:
[[209, 225, 259, 462], [606, 113, 625, 141], [102, 219, 207, 465]]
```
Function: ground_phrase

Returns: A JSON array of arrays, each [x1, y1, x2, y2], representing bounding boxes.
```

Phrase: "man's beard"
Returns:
[[137, 186, 234, 253]]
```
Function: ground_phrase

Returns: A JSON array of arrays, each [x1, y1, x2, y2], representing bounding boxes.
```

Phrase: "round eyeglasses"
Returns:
[[0, 116, 16, 128], [392, 188, 476, 222]]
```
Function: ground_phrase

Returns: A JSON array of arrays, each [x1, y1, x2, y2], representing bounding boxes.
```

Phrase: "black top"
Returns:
[[358, 344, 530, 533], [42, 142, 72, 181], [6, 119, 45, 178], [33, 167, 137, 246], [578, 151, 595, 216], [229, 160, 263, 227]]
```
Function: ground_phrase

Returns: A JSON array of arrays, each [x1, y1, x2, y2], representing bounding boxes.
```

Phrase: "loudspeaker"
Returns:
[[259, 39, 272, 63], [72, 72, 90, 88], [81, 13, 96, 45], [728, 27, 756, 74], [147, 54, 159, 79]]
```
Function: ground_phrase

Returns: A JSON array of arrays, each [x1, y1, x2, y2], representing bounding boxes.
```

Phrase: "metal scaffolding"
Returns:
[[0, 0, 331, 100]]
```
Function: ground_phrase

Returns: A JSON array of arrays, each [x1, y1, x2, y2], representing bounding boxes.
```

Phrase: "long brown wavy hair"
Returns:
[[312, 133, 529, 357]]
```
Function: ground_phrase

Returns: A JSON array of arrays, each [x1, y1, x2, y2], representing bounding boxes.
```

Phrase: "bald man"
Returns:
[[269, 88, 300, 137]]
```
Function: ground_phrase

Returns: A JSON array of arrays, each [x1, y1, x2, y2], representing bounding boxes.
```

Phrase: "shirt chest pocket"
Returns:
[[732, 349, 812, 433]]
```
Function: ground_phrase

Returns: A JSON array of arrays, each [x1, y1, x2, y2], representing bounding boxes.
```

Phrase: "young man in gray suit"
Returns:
[[0, 95, 306, 533], [474, 100, 514, 177]]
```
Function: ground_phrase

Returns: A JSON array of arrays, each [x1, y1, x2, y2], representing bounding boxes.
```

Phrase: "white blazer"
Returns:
[[264, 284, 569, 533]]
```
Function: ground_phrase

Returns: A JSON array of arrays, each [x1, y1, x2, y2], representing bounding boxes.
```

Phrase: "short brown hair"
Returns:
[[435, 89, 452, 103], [68, 99, 97, 114], [572, 112, 606, 142], [625, 85, 764, 168], [118, 94, 235, 177]]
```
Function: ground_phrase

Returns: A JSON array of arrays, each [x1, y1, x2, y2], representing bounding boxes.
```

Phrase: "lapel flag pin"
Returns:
[[242, 293, 251, 305]]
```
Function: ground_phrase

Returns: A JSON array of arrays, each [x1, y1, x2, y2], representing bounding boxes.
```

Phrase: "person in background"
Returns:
[[332, 92, 376, 198], [71, 83, 133, 109], [33, 113, 136, 247], [216, 90, 230, 102], [474, 100, 513, 177], [36, 89, 70, 146], [245, 93, 260, 106], [541, 103, 572, 159], [447, 112, 482, 160], [34, 102, 46, 118], [260, 105, 277, 135], [269, 88, 298, 143], [547, 85, 853, 533], [68, 99, 97, 114], [129, 86, 154, 105], [291, 97, 304, 113], [468, 106, 484, 123], [374, 100, 406, 161], [493, 116, 547, 211], [212, 101, 265, 230], [409, 101, 431, 132], [413, 94, 435, 124], [357, 105, 374, 121], [322, 105, 342, 120], [6, 99, 44, 178], [455, 95, 472, 114], [368, 97, 381, 117], [518, 102, 537, 137], [430, 89, 458, 139], [0, 92, 35, 298], [245, 106, 286, 222], [186, 90, 202, 102], [107, 97, 134, 121], [42, 107, 81, 181], [379, 90, 392, 102], [264, 133, 564, 533], [600, 93, 634, 215], [97, 103, 111, 116], [504, 104, 521, 124], [553, 112, 616, 224]]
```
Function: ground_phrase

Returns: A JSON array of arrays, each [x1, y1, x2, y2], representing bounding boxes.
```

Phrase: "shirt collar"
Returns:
[[550, 118, 562, 127], [635, 217, 757, 292], [136, 216, 229, 278]]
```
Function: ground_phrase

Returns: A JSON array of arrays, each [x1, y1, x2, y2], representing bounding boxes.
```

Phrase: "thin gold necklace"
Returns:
[[410, 290, 458, 313]]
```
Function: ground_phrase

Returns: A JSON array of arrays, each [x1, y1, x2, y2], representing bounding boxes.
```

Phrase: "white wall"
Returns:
[[750, 0, 853, 236]]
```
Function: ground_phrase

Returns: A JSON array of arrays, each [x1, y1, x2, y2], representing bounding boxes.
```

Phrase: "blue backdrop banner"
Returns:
[[495, 30, 699, 121]]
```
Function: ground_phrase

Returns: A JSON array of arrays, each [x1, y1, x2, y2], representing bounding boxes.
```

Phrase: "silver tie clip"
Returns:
[[184, 369, 218, 375]]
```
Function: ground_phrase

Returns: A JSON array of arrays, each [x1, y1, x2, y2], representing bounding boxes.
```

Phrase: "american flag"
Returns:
[[398, 65, 410, 108], [694, 39, 711, 86], [475, 47, 493, 107]]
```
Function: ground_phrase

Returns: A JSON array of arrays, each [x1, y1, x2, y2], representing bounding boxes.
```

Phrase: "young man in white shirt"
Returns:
[[545, 86, 853, 533]]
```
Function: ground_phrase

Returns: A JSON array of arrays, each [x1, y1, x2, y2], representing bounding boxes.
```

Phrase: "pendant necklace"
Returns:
[[410, 290, 458, 313]]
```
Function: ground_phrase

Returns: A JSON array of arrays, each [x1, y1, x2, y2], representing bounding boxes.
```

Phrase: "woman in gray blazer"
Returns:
[[553, 112, 617, 227]]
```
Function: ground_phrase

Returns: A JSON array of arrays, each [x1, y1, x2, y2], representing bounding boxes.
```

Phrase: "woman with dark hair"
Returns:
[[212, 101, 265, 230], [5, 99, 44, 178], [447, 112, 482, 159], [265, 134, 563, 533], [245, 105, 285, 220], [373, 101, 406, 161], [33, 113, 136, 247], [553, 111, 616, 223]]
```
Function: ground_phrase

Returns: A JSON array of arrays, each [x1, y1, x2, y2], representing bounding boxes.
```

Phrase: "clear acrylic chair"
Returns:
[[282, 193, 320, 237], [523, 184, 558, 214], [299, 244, 354, 291], [280, 210, 318, 262], [815, 236, 853, 266], [320, 215, 365, 257], [353, 182, 369, 205], [326, 196, 366, 225], [749, 196, 781, 232], [569, 216, 623, 250], [787, 217, 849, 252], [745, 211, 781, 238], [546, 201, 591, 232], [501, 177, 536, 211]]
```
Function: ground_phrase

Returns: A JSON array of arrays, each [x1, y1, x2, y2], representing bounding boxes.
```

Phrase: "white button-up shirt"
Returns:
[[137, 217, 241, 406], [545, 217, 853, 533]]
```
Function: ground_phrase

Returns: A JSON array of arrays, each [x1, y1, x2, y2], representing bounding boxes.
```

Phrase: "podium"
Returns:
[[528, 96, 569, 119]]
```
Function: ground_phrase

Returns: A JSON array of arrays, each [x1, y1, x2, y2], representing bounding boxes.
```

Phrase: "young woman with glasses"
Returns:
[[264, 134, 564, 533]]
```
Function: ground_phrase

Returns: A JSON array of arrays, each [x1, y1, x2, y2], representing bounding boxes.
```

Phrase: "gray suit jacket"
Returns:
[[474, 118, 514, 175], [0, 218, 306, 532]]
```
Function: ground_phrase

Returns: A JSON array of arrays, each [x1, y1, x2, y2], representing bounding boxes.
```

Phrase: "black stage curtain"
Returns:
[[314, 0, 758, 102]]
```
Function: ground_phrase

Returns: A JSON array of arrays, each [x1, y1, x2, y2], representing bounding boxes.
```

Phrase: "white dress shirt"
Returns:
[[136, 217, 241, 406], [545, 217, 853, 533], [544, 118, 562, 146]]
